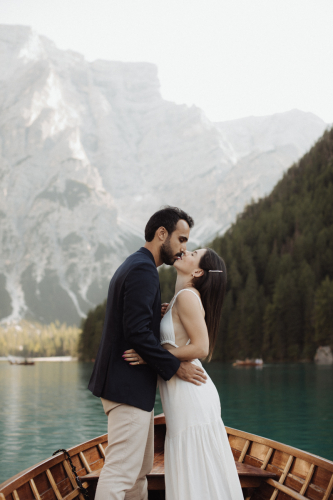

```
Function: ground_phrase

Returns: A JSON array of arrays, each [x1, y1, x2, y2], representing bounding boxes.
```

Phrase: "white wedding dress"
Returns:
[[158, 289, 244, 500]]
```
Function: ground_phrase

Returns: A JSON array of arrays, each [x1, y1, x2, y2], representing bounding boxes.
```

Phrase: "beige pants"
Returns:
[[94, 399, 154, 500]]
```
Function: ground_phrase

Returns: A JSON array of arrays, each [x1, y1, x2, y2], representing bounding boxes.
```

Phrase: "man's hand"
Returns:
[[123, 349, 147, 365], [176, 361, 207, 386], [161, 303, 169, 319]]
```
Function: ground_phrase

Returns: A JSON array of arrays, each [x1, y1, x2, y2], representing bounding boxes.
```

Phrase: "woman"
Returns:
[[124, 248, 243, 500]]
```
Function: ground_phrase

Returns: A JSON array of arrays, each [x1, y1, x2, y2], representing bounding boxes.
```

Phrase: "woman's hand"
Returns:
[[161, 303, 169, 318], [123, 349, 147, 365]]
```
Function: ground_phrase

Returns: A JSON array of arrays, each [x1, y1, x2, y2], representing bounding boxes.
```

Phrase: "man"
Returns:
[[88, 206, 207, 500]]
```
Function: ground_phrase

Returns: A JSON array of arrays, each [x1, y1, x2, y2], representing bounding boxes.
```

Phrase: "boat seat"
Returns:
[[80, 458, 277, 490]]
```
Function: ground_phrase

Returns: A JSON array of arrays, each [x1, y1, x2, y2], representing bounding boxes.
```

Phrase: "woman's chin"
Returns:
[[173, 262, 187, 276], [173, 260, 182, 272]]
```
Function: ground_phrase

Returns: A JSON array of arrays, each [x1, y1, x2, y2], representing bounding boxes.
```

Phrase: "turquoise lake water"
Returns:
[[0, 361, 332, 484]]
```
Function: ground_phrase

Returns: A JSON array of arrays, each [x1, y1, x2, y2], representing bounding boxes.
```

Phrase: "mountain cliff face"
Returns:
[[0, 25, 327, 324]]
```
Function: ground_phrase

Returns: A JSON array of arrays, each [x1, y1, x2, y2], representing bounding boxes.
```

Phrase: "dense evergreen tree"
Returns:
[[207, 128, 333, 360], [78, 300, 106, 361], [79, 128, 333, 361], [314, 277, 333, 346]]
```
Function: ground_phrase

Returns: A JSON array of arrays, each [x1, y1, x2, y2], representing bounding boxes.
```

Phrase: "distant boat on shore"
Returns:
[[7, 355, 35, 366], [4, 355, 78, 364], [233, 358, 263, 367]]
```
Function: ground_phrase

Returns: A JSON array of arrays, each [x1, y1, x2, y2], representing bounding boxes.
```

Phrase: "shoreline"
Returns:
[[0, 356, 78, 362]]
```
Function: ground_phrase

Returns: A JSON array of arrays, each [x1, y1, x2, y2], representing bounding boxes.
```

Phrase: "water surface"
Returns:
[[0, 362, 332, 484]]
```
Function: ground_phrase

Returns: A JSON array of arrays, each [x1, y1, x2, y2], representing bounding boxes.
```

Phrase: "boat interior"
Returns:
[[1, 414, 333, 500]]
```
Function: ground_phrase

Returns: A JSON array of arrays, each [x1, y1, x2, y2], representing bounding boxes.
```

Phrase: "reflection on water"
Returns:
[[0, 362, 104, 484], [0, 361, 332, 484]]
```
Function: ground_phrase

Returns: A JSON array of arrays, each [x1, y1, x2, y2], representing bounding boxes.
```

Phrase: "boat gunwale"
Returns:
[[225, 425, 333, 472], [0, 433, 108, 496]]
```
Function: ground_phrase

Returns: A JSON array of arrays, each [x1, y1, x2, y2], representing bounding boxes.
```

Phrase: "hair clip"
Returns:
[[208, 270, 223, 273]]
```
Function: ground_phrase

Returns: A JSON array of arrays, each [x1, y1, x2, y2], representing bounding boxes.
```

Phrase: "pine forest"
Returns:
[[79, 128, 333, 362]]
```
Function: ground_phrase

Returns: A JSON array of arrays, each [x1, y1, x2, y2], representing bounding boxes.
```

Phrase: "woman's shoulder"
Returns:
[[175, 288, 203, 312]]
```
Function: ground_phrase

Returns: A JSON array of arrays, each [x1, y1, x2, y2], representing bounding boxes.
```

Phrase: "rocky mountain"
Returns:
[[0, 25, 327, 324]]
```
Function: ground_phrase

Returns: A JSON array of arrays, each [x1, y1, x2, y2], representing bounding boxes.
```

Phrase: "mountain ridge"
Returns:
[[0, 24, 327, 324]]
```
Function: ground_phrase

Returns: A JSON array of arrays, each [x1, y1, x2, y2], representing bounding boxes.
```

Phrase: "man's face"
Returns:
[[160, 220, 190, 265]]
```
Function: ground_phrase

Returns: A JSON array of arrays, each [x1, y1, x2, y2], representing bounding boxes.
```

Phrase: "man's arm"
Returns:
[[123, 263, 180, 381], [124, 270, 207, 385]]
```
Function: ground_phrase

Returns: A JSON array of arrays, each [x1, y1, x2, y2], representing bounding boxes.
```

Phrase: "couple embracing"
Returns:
[[88, 207, 243, 500]]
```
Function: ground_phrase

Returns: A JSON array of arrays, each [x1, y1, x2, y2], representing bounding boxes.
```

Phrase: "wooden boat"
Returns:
[[233, 358, 263, 367], [8, 358, 35, 366], [1, 413, 332, 500]]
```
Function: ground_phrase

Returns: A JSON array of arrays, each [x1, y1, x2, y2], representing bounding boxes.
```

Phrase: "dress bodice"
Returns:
[[160, 288, 203, 348]]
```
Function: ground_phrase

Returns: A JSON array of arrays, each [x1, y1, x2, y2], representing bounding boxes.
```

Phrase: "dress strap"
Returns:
[[171, 288, 203, 311]]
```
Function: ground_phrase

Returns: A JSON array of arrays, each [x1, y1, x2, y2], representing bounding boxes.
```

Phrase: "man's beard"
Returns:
[[160, 237, 175, 265]]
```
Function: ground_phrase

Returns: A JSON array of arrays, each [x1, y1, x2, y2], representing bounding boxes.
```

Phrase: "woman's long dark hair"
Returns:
[[192, 248, 227, 361]]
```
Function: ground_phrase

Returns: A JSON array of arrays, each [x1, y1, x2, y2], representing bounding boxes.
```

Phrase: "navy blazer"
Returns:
[[88, 247, 180, 412]]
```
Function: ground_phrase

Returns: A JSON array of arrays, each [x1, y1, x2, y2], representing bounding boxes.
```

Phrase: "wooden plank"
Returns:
[[240, 477, 264, 488], [147, 475, 165, 490], [154, 414, 166, 425], [262, 448, 274, 470], [225, 426, 333, 473], [45, 470, 62, 500], [15, 482, 35, 500], [61, 490, 80, 500], [71, 456, 84, 476], [12, 492, 20, 500], [245, 454, 270, 471], [46, 463, 67, 487], [32, 471, 52, 497], [98, 444, 105, 459], [299, 463, 315, 495], [236, 463, 276, 478], [270, 454, 294, 500], [80, 470, 102, 481], [250, 442, 271, 463], [79, 453, 92, 474], [266, 478, 309, 500], [323, 474, 333, 500], [285, 473, 309, 495], [239, 440, 251, 463], [62, 460, 85, 500], [88, 459, 104, 473], [291, 458, 313, 480], [60, 484, 88, 500], [29, 479, 41, 500], [229, 435, 248, 454], [62, 461, 76, 490], [271, 449, 293, 471], [81, 461, 278, 490], [79, 447, 100, 469], [279, 455, 295, 484]]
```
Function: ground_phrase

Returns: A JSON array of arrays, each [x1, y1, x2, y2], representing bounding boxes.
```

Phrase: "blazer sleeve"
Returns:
[[123, 262, 180, 381]]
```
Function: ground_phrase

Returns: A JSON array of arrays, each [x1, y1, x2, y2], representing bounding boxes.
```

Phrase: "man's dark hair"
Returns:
[[145, 206, 194, 242]]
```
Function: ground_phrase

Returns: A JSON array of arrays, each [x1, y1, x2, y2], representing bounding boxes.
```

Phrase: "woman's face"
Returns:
[[173, 248, 207, 276]]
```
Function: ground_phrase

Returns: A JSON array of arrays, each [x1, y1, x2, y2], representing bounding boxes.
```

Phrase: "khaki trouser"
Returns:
[[95, 399, 154, 500]]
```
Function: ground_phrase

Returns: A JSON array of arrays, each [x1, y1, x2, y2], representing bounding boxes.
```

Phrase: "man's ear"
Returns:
[[156, 226, 168, 242], [192, 269, 204, 278]]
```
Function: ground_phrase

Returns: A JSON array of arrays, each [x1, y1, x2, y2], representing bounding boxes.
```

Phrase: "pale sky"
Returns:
[[1, 0, 333, 123]]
